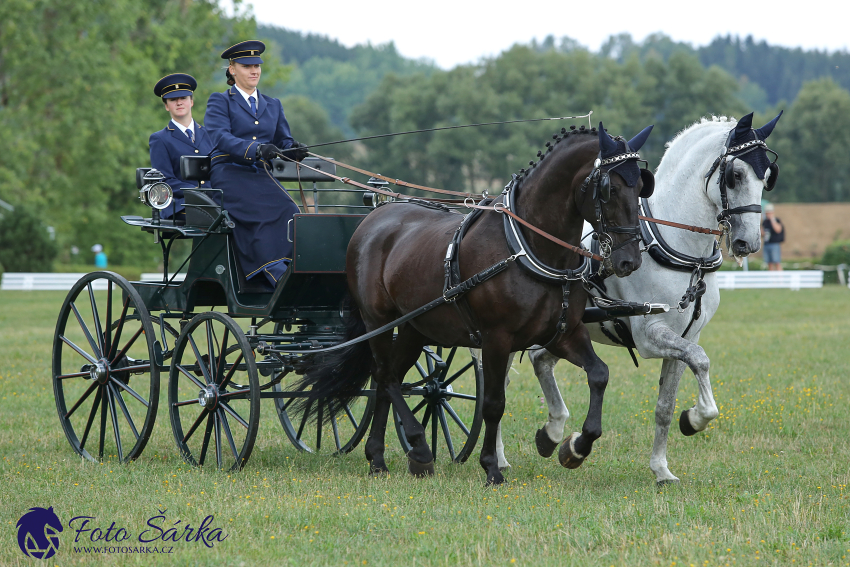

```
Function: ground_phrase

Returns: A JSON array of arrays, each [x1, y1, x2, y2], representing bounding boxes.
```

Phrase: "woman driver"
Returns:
[[204, 40, 308, 289]]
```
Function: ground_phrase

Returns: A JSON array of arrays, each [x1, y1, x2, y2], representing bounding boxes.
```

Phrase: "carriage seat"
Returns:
[[180, 155, 211, 182]]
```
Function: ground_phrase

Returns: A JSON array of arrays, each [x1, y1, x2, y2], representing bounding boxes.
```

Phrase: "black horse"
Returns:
[[295, 123, 654, 484]]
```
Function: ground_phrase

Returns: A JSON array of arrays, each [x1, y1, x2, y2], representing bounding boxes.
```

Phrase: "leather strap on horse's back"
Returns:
[[443, 206, 490, 346]]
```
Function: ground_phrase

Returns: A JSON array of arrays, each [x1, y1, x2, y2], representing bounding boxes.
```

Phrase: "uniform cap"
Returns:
[[153, 73, 197, 99], [221, 40, 265, 65]]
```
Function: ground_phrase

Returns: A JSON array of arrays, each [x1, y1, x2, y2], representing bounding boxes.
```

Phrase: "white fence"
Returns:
[[1, 272, 186, 291], [715, 270, 824, 290]]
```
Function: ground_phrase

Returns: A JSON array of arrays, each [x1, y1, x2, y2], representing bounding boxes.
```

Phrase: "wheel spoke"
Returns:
[[444, 392, 476, 401], [71, 302, 101, 359], [330, 410, 342, 451], [197, 414, 214, 465], [438, 404, 455, 461], [414, 361, 428, 379], [439, 347, 458, 380], [220, 401, 249, 429], [173, 398, 201, 408], [215, 327, 230, 385], [98, 387, 108, 459], [188, 335, 213, 385], [409, 399, 427, 416], [297, 401, 312, 440], [106, 384, 124, 461], [176, 364, 207, 390], [65, 381, 99, 419], [441, 400, 470, 436], [206, 320, 218, 384], [108, 296, 130, 360], [56, 370, 91, 380], [281, 397, 296, 412], [113, 387, 140, 441], [60, 335, 97, 365], [182, 408, 209, 444], [343, 403, 359, 429], [421, 405, 432, 429], [431, 404, 438, 460], [218, 353, 244, 389], [218, 409, 240, 462], [104, 282, 113, 358], [442, 361, 474, 388], [219, 389, 250, 400], [79, 387, 103, 452], [88, 283, 106, 357], [112, 327, 144, 365], [109, 377, 149, 407], [214, 413, 223, 469]]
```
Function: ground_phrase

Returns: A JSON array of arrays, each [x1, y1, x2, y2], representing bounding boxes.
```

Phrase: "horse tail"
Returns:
[[291, 299, 374, 424]]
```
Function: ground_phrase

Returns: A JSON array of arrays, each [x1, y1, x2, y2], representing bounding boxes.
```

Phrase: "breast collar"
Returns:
[[638, 198, 723, 273], [501, 176, 591, 284]]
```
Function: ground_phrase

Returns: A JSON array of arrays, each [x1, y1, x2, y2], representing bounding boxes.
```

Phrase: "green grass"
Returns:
[[1, 288, 849, 566]]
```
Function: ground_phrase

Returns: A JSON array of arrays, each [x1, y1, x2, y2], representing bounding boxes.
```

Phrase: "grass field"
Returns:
[[1, 288, 848, 566]]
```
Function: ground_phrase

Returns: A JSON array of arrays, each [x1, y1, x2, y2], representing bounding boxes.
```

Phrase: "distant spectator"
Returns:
[[761, 203, 784, 271], [91, 244, 108, 269]]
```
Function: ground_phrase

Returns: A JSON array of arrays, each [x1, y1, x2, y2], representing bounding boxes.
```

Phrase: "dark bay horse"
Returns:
[[295, 124, 654, 484]]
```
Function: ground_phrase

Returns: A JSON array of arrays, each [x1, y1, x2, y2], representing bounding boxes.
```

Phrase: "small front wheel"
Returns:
[[168, 313, 260, 471]]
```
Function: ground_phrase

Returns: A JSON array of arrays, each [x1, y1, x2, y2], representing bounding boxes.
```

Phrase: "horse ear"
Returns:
[[755, 110, 784, 140], [735, 112, 754, 137], [598, 122, 618, 155], [627, 125, 654, 152]]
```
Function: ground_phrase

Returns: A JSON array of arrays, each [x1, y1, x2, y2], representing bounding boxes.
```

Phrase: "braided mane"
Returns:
[[515, 124, 596, 184]]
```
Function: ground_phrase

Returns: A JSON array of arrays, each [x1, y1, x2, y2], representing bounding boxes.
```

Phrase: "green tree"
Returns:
[[767, 79, 850, 202], [0, 205, 58, 271]]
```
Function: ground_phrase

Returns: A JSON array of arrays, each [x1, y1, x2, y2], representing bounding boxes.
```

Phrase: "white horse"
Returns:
[[495, 112, 783, 484]]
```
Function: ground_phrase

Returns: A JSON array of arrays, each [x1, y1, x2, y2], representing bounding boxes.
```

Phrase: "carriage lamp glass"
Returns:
[[139, 169, 173, 210]]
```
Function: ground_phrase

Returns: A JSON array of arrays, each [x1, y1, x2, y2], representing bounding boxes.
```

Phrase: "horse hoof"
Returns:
[[558, 432, 586, 469], [656, 478, 680, 488], [535, 428, 559, 458], [369, 462, 389, 477], [486, 470, 506, 486], [407, 458, 435, 478], [679, 410, 698, 437]]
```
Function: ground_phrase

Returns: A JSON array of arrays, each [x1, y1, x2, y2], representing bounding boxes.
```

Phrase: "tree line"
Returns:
[[0, 2, 848, 270]]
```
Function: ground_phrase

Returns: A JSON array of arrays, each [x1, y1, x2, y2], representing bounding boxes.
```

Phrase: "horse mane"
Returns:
[[665, 115, 737, 149], [515, 124, 596, 185]]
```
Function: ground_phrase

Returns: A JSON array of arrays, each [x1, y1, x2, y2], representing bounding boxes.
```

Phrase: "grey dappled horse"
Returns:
[[495, 113, 783, 484]]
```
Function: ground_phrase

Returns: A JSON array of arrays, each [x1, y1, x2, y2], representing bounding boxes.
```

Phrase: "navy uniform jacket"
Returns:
[[149, 122, 214, 218], [204, 87, 300, 286]]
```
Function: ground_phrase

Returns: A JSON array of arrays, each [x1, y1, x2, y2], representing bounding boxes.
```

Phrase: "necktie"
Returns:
[[185, 128, 194, 143], [249, 95, 257, 115]]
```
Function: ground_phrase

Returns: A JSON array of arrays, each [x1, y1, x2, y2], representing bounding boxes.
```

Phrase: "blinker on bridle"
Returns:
[[581, 144, 654, 258], [704, 127, 780, 225]]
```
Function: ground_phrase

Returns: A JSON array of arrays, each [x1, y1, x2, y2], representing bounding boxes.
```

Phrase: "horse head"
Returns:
[[713, 111, 783, 257], [580, 123, 654, 277]]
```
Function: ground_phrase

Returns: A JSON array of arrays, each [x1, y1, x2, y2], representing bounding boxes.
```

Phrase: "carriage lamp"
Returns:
[[363, 177, 391, 208], [139, 169, 174, 224]]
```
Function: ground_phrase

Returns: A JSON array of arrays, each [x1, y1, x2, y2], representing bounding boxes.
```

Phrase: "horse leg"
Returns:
[[364, 382, 391, 475], [650, 358, 688, 485], [479, 345, 511, 485], [528, 347, 570, 458], [547, 328, 609, 469], [643, 325, 718, 434], [484, 349, 514, 471]]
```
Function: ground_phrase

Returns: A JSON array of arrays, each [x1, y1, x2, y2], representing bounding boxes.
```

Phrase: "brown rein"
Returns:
[[279, 153, 720, 262]]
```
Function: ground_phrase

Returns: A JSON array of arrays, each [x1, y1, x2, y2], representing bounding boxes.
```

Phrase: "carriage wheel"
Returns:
[[273, 376, 375, 455], [168, 312, 260, 471], [394, 346, 483, 464], [52, 272, 160, 463]]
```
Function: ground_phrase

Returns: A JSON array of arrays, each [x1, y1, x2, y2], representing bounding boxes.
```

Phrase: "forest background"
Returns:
[[1, 0, 849, 270]]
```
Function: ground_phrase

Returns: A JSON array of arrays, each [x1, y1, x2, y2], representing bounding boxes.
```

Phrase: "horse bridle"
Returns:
[[704, 129, 780, 227], [581, 143, 655, 258]]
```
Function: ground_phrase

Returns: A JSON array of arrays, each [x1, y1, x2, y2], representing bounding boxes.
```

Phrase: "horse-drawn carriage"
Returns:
[[52, 155, 484, 471]]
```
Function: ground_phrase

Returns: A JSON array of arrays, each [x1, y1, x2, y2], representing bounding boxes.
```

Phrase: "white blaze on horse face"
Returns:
[[727, 163, 765, 257]]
